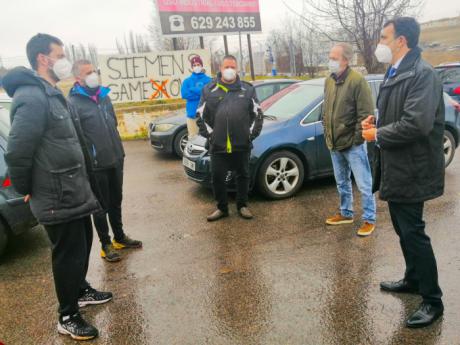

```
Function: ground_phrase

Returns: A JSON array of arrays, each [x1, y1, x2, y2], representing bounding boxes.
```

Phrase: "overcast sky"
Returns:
[[1, 0, 459, 67]]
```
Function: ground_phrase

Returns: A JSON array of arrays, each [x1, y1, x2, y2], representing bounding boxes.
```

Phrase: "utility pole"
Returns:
[[289, 38, 296, 76], [223, 35, 229, 55], [238, 32, 244, 77], [247, 34, 255, 81]]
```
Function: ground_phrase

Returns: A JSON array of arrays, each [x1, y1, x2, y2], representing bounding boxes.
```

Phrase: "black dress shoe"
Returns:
[[238, 207, 253, 220], [207, 209, 229, 222], [406, 302, 444, 328], [380, 279, 418, 294]]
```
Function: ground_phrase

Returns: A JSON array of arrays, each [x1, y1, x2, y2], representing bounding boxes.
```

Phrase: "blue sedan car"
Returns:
[[182, 76, 460, 199]]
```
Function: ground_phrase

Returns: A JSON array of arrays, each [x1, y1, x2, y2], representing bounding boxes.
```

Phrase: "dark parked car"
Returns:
[[435, 62, 460, 101], [149, 79, 300, 157], [0, 104, 37, 257], [182, 76, 460, 200]]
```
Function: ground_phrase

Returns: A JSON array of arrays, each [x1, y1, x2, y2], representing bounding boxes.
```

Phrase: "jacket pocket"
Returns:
[[51, 164, 87, 207], [49, 102, 76, 139]]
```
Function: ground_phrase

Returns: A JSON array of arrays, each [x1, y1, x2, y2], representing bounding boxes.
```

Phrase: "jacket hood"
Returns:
[[2, 67, 43, 97]]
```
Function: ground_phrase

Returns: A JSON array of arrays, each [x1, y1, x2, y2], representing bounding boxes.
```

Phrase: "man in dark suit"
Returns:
[[362, 17, 445, 328]]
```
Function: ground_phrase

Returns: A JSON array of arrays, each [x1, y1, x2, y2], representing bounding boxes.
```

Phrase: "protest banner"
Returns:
[[99, 49, 211, 103]]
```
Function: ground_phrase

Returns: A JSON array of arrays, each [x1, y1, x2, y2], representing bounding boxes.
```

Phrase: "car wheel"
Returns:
[[0, 221, 8, 257], [258, 150, 304, 199], [173, 128, 188, 158], [444, 130, 456, 167]]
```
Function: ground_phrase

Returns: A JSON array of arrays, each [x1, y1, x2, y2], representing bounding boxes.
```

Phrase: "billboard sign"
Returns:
[[157, 0, 261, 36], [98, 49, 211, 103]]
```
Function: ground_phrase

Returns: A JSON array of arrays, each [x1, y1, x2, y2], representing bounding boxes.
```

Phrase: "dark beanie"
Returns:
[[190, 56, 203, 66]]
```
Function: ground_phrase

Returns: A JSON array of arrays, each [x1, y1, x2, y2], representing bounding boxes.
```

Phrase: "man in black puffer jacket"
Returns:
[[362, 18, 445, 329], [197, 55, 263, 221], [68, 60, 142, 263], [3, 34, 112, 341]]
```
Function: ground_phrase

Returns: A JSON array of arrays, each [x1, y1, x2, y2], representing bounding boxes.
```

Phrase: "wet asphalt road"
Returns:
[[1, 140, 460, 345]]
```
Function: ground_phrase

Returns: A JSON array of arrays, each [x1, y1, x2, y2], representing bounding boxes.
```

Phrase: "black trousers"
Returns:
[[388, 201, 443, 305], [45, 216, 92, 317], [211, 151, 250, 212], [92, 161, 125, 245]]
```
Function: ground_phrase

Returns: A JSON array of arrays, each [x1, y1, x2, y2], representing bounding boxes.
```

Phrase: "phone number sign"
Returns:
[[157, 0, 262, 36]]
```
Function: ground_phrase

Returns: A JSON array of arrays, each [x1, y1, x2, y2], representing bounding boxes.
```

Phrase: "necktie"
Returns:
[[388, 66, 397, 79]]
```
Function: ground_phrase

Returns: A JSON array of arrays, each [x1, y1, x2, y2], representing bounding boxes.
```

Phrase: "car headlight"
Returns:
[[154, 123, 176, 132]]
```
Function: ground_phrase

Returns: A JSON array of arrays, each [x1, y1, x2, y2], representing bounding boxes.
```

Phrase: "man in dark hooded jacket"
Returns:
[[363, 18, 445, 328], [68, 60, 142, 263], [3, 34, 112, 341]]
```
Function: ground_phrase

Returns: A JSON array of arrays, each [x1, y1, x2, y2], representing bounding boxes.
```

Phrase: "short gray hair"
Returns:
[[335, 43, 354, 62], [72, 59, 93, 77]]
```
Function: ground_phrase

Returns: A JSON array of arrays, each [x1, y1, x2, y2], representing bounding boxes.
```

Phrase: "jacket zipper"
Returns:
[[330, 83, 338, 150]]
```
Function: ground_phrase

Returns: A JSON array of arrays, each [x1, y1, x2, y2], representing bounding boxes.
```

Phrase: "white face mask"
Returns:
[[328, 60, 341, 74], [84, 72, 100, 88], [193, 66, 203, 74], [375, 44, 393, 64], [222, 68, 237, 82], [51, 58, 73, 80]]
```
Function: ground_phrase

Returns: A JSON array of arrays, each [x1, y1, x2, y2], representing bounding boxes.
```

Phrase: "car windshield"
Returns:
[[262, 83, 324, 119], [0, 107, 11, 138], [436, 67, 460, 84]]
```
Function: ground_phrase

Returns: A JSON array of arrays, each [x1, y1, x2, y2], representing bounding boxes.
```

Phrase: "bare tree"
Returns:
[[302, 29, 326, 78], [284, 0, 423, 73], [78, 44, 87, 59], [88, 44, 99, 67], [116, 39, 126, 55], [129, 31, 136, 54], [65, 43, 99, 67], [149, 0, 200, 51], [266, 15, 311, 75]]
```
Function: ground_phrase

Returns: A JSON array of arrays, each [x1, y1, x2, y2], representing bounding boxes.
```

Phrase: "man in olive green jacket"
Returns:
[[322, 43, 376, 237]]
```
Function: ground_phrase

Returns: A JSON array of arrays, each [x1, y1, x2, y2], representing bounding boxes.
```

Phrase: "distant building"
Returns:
[[421, 16, 460, 29]]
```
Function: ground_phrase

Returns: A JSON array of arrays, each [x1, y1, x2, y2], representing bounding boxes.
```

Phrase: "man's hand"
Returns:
[[362, 128, 377, 142], [361, 115, 375, 130], [24, 194, 31, 203]]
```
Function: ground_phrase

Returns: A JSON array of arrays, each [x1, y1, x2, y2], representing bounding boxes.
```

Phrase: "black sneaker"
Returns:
[[113, 235, 143, 249], [58, 312, 98, 341], [78, 287, 113, 307]]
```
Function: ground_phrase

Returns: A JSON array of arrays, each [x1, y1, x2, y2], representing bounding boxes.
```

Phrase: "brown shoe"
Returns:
[[238, 207, 253, 220], [207, 209, 229, 222], [325, 214, 353, 225], [357, 222, 375, 237]]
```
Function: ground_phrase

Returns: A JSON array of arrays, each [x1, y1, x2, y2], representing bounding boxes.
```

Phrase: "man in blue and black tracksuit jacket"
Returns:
[[197, 55, 264, 222], [69, 60, 142, 263]]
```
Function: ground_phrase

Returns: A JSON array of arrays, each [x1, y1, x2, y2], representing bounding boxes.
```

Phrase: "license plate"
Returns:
[[183, 157, 196, 171]]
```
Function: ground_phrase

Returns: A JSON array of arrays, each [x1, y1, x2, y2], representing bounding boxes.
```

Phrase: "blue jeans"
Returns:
[[330, 144, 376, 224]]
